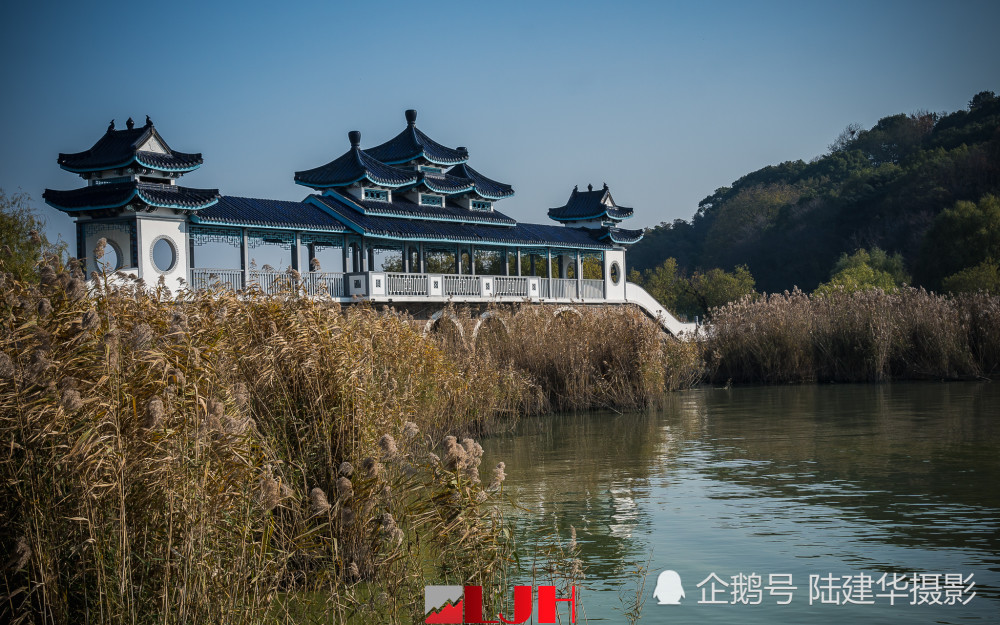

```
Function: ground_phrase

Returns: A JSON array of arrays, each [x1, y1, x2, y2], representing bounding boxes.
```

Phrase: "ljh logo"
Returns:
[[424, 585, 577, 624]]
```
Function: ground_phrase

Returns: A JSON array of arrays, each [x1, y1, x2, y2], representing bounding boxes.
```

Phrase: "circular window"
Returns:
[[610, 261, 621, 285], [151, 236, 177, 273]]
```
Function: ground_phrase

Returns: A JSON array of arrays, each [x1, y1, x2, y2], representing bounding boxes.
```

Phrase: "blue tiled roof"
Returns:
[[329, 190, 517, 225], [57, 122, 203, 173], [44, 181, 219, 213], [135, 150, 202, 172], [419, 173, 476, 195], [548, 185, 634, 222], [598, 227, 644, 245], [310, 194, 615, 249], [294, 138, 420, 189], [446, 163, 515, 200], [364, 110, 467, 166], [194, 196, 350, 232]]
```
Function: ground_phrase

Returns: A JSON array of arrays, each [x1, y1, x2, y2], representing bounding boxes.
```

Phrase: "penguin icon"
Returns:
[[653, 570, 685, 605]]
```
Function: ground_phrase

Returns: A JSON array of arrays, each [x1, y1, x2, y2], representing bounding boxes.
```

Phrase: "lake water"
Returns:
[[482, 383, 1000, 624]]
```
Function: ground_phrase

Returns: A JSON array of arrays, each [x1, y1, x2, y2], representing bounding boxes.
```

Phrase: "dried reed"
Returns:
[[0, 257, 700, 624], [708, 287, 999, 383]]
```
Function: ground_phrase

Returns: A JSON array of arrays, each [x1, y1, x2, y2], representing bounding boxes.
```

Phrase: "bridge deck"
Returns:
[[188, 269, 700, 339]]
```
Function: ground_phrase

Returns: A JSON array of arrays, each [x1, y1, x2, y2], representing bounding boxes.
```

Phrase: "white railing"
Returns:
[[190, 269, 346, 296], [549, 278, 579, 299], [443, 275, 479, 296], [539, 279, 549, 298], [495, 276, 529, 297], [386, 272, 428, 296], [190, 268, 243, 292], [250, 271, 297, 295], [303, 272, 345, 297], [190, 268, 613, 305], [580, 279, 604, 299], [624, 281, 700, 339]]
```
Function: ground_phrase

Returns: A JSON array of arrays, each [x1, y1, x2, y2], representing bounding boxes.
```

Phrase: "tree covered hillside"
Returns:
[[630, 90, 1000, 294]]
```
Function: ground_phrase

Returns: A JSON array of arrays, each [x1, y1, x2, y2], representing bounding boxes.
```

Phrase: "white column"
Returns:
[[547, 248, 553, 297], [241, 228, 249, 289], [576, 251, 582, 298]]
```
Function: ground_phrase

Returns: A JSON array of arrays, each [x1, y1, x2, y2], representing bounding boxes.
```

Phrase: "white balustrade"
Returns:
[[580, 279, 604, 299], [539, 279, 550, 299], [443, 275, 479, 296], [190, 269, 608, 303], [494, 276, 528, 297], [250, 271, 297, 295], [190, 268, 243, 292], [386, 272, 429, 296], [303, 272, 345, 297], [549, 278, 579, 299]]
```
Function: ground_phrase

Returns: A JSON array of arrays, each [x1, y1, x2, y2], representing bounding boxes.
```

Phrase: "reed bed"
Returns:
[[0, 257, 700, 624], [707, 287, 1000, 384], [425, 304, 704, 413]]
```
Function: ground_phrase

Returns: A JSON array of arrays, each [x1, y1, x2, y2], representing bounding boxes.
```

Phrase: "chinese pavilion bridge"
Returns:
[[43, 110, 697, 337]]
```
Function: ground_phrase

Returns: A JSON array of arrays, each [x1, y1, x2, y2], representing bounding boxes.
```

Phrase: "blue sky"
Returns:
[[2, 0, 998, 247]]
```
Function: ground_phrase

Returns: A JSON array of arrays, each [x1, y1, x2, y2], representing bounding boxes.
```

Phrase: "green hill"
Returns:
[[629, 90, 1000, 294]]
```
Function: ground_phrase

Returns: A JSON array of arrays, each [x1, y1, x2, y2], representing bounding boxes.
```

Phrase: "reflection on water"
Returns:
[[483, 383, 1000, 624]]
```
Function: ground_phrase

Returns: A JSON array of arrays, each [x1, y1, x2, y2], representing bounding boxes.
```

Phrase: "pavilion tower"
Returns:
[[547, 182, 643, 245], [295, 109, 514, 212], [547, 182, 644, 299], [43, 117, 219, 287]]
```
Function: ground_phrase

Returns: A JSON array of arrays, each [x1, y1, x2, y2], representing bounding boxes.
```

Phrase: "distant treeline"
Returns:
[[629, 90, 1000, 300]]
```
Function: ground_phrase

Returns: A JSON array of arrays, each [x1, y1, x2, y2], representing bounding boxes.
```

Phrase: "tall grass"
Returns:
[[424, 304, 704, 413], [708, 287, 1000, 384], [0, 258, 700, 624]]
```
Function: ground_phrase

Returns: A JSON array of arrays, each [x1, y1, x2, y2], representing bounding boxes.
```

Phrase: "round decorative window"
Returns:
[[151, 236, 177, 273], [610, 261, 621, 285]]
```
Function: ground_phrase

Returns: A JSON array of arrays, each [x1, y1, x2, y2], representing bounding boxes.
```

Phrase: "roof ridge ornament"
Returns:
[[126, 117, 135, 130], [145, 115, 153, 128], [405, 109, 417, 126], [603, 182, 609, 191], [349, 130, 361, 148], [588, 183, 593, 192], [457, 146, 469, 158], [107, 119, 115, 133]]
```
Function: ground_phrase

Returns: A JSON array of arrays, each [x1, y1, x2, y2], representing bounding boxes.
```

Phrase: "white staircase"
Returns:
[[624, 282, 701, 339]]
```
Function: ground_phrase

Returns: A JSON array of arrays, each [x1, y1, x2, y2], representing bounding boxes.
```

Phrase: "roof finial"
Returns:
[[348, 130, 362, 148], [126, 117, 135, 130], [603, 182, 608, 191], [587, 183, 593, 192], [107, 119, 115, 133], [573, 185, 578, 193], [145, 115, 153, 127], [405, 109, 417, 126], [457, 146, 469, 158]]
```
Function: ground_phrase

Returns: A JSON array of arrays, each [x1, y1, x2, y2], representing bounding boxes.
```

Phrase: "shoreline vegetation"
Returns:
[[2, 256, 998, 623], [708, 287, 1000, 384]]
